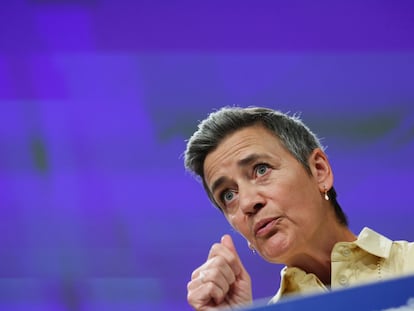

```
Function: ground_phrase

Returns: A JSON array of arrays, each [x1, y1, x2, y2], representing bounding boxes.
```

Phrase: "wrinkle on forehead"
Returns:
[[203, 125, 283, 192]]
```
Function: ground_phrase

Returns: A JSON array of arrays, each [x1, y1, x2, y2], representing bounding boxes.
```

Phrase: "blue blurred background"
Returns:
[[1, 1, 414, 310]]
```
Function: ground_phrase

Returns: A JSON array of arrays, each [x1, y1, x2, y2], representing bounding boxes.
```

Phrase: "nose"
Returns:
[[238, 184, 265, 215]]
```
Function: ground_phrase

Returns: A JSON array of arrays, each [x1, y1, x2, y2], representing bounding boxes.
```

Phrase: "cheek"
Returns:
[[226, 214, 248, 236], [226, 214, 238, 229], [282, 176, 316, 202], [272, 184, 318, 222], [284, 189, 323, 226], [265, 182, 298, 210]]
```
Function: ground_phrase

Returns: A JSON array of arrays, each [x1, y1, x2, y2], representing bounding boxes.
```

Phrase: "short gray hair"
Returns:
[[184, 106, 348, 226]]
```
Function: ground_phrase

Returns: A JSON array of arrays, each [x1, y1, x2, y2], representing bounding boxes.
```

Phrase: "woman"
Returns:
[[184, 106, 414, 310]]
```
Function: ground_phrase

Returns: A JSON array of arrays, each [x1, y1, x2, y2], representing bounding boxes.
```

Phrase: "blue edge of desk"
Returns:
[[242, 274, 414, 311]]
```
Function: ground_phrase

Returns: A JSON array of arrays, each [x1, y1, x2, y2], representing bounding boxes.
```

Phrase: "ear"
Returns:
[[308, 148, 333, 192]]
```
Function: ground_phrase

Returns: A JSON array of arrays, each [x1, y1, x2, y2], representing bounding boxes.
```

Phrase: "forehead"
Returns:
[[215, 124, 281, 154], [203, 125, 286, 184]]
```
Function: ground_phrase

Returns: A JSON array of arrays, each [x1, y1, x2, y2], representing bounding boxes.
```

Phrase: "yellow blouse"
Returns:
[[269, 227, 414, 303]]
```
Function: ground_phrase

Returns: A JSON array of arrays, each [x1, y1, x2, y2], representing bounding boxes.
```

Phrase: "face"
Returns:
[[203, 125, 333, 264]]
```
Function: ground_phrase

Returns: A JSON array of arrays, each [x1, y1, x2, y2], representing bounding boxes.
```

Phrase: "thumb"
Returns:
[[221, 234, 245, 275], [221, 234, 238, 254]]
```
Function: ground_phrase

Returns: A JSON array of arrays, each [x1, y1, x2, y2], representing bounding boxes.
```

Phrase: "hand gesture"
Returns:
[[187, 234, 253, 310]]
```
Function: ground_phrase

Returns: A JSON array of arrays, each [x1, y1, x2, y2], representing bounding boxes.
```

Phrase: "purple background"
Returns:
[[1, 1, 414, 310]]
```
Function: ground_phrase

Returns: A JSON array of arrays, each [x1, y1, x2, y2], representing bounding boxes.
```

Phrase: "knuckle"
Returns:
[[210, 284, 225, 302], [208, 268, 220, 280], [191, 269, 199, 279], [204, 281, 215, 292], [227, 253, 238, 268], [186, 291, 198, 307], [186, 288, 195, 300], [209, 255, 226, 269], [222, 281, 230, 294], [209, 243, 222, 255], [186, 280, 194, 291], [229, 272, 236, 284]]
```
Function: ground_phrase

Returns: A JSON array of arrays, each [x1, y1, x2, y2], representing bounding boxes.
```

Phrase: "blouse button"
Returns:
[[338, 275, 349, 286], [342, 247, 351, 257]]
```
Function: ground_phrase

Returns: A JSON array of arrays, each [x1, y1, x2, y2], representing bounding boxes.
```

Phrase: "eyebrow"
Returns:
[[210, 153, 269, 195], [237, 153, 263, 168]]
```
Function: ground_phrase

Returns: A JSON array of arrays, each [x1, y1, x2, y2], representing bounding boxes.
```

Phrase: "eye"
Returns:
[[255, 163, 270, 177], [221, 190, 236, 204]]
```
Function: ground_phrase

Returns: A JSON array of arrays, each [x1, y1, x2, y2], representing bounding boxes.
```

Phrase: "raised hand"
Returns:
[[187, 234, 253, 310]]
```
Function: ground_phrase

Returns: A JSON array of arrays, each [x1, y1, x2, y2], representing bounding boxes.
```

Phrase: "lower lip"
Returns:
[[256, 218, 280, 237]]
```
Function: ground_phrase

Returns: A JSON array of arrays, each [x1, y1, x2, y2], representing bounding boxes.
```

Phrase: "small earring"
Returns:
[[324, 185, 329, 201], [248, 242, 256, 255]]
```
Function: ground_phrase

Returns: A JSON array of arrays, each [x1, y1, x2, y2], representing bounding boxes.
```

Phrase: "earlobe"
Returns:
[[309, 148, 333, 190], [323, 185, 330, 200]]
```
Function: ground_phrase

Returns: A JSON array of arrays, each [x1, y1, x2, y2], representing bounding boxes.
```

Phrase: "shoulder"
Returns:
[[356, 227, 414, 272], [366, 227, 414, 272], [391, 239, 414, 271]]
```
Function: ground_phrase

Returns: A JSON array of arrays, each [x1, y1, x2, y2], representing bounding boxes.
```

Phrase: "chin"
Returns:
[[259, 234, 292, 263], [259, 251, 285, 264]]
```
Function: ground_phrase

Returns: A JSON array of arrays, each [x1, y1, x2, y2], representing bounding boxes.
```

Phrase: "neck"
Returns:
[[287, 224, 356, 285]]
